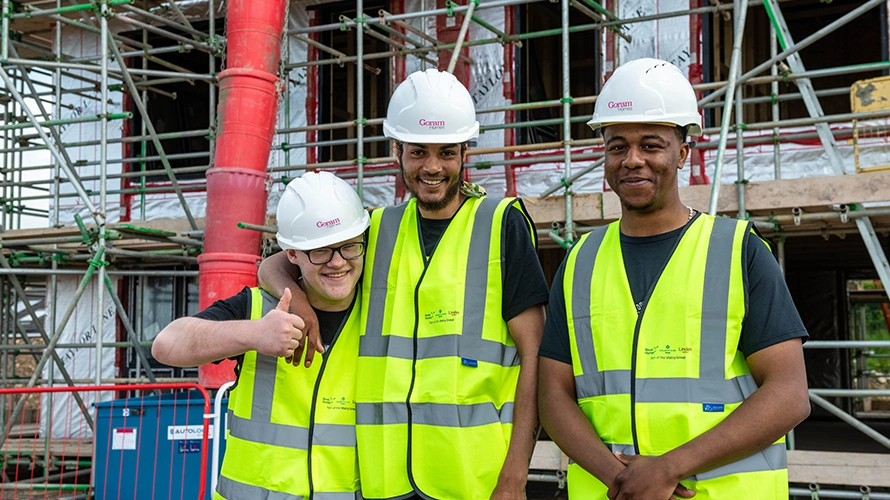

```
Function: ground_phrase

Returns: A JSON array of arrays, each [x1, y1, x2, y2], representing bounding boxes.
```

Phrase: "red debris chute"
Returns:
[[198, 0, 287, 387]]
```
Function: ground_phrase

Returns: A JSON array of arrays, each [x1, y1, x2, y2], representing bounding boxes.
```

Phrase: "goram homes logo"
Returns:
[[316, 217, 341, 229], [424, 308, 460, 324], [607, 100, 634, 112], [418, 118, 446, 130], [644, 344, 693, 361]]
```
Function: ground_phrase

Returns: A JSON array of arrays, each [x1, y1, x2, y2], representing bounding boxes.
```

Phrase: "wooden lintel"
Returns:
[[526, 171, 890, 225], [787, 450, 890, 487]]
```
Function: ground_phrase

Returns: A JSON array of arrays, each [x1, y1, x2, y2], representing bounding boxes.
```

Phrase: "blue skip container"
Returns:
[[94, 391, 228, 500]]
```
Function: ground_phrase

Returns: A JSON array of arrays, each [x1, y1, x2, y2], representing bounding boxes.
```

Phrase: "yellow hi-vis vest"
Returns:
[[356, 196, 532, 500], [564, 215, 788, 499], [215, 288, 361, 500]]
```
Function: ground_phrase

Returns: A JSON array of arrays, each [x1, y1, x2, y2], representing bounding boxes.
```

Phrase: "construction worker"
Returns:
[[152, 171, 369, 499], [259, 69, 549, 499], [537, 58, 811, 500]]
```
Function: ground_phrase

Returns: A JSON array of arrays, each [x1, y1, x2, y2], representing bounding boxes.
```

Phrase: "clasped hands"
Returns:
[[607, 453, 695, 500]]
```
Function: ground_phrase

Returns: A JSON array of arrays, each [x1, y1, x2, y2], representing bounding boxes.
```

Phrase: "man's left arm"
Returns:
[[491, 203, 549, 499], [493, 304, 545, 500], [609, 337, 810, 500]]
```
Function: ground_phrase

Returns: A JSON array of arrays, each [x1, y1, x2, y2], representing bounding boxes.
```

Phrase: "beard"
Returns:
[[400, 164, 464, 213]]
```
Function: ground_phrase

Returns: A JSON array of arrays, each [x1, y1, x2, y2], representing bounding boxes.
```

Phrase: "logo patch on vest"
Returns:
[[702, 403, 724, 413], [424, 309, 460, 324], [322, 396, 356, 411], [643, 344, 694, 360], [461, 358, 478, 368]]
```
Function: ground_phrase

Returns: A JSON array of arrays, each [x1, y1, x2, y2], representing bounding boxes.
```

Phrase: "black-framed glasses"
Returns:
[[303, 242, 365, 265]]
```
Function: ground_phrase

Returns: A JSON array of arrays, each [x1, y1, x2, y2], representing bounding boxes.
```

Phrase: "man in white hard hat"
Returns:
[[260, 69, 549, 500], [153, 171, 368, 499], [537, 58, 810, 499]]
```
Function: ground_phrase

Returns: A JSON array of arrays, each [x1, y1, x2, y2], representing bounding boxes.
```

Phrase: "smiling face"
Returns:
[[602, 123, 690, 214], [398, 142, 464, 218], [287, 234, 364, 312]]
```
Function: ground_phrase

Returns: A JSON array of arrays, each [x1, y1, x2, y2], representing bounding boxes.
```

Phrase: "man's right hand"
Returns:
[[255, 288, 306, 359]]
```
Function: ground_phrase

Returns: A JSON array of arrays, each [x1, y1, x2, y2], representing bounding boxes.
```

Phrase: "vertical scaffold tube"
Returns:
[[199, 0, 287, 388], [560, 0, 574, 245]]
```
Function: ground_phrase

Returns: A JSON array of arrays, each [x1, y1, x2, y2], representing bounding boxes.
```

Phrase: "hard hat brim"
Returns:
[[277, 213, 371, 252], [587, 117, 703, 137], [384, 123, 480, 145]]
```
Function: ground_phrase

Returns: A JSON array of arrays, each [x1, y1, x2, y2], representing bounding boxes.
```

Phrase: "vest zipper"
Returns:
[[627, 214, 699, 455], [306, 296, 356, 499], [406, 200, 469, 499]]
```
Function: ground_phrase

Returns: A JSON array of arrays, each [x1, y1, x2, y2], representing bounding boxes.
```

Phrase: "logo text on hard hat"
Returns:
[[607, 101, 634, 111], [316, 218, 341, 229], [418, 118, 446, 130]]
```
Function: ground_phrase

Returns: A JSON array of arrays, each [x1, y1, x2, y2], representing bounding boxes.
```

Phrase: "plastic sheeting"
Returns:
[[40, 275, 118, 439], [49, 0, 888, 222]]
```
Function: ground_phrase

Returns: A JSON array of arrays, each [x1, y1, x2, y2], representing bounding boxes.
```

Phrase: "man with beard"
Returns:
[[259, 69, 549, 499], [537, 58, 810, 500]]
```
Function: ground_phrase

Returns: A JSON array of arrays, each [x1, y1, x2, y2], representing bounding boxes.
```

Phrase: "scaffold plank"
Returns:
[[787, 450, 890, 487]]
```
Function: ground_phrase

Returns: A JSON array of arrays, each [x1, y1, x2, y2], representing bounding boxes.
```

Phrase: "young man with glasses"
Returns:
[[152, 171, 369, 499]]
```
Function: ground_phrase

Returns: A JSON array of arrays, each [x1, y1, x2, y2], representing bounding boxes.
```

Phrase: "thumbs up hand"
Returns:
[[255, 288, 306, 359]]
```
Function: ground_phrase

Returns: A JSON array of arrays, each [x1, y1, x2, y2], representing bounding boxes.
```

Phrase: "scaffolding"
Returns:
[[1, 0, 890, 495]]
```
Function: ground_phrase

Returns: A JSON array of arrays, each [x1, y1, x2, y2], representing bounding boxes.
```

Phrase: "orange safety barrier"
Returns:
[[0, 383, 212, 500]]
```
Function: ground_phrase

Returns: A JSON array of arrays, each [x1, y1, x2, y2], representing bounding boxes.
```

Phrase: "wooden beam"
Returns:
[[787, 450, 890, 487], [529, 446, 890, 488], [527, 170, 890, 225]]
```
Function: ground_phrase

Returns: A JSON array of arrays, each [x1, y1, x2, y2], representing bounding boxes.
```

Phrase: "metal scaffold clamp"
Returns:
[[445, 0, 456, 17], [861, 485, 871, 500], [839, 204, 850, 223], [809, 483, 819, 500]]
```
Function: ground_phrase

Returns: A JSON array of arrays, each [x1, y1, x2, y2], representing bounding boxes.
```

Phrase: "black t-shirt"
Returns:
[[417, 202, 550, 322], [194, 287, 351, 370], [539, 218, 809, 364]]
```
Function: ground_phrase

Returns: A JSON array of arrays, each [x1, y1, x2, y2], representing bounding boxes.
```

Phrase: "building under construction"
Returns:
[[0, 0, 889, 497]]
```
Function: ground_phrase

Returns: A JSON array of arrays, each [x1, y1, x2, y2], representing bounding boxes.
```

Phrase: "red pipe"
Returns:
[[199, 0, 286, 388], [503, 5, 517, 197], [307, 10, 319, 165]]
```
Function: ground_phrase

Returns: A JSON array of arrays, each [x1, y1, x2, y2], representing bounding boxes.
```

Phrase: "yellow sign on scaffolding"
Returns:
[[851, 75, 890, 173]]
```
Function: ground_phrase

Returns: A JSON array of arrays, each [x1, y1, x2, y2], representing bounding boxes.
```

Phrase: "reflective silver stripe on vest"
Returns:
[[607, 443, 636, 455], [698, 217, 737, 381], [688, 443, 788, 481], [312, 423, 357, 448], [228, 409, 309, 449], [314, 492, 363, 500], [364, 202, 408, 343], [217, 475, 304, 500], [570, 227, 609, 382], [356, 401, 514, 427], [576, 372, 757, 404], [462, 197, 502, 356], [359, 334, 518, 366], [575, 370, 631, 399]]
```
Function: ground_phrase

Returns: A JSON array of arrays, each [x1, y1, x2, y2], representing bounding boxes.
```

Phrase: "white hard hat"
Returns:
[[588, 58, 702, 136], [275, 171, 370, 251], [383, 69, 480, 144]]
